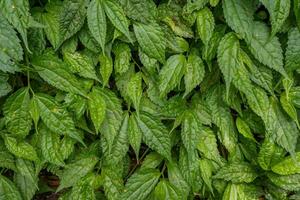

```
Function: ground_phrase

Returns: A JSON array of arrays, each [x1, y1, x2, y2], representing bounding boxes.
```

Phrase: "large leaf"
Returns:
[[121, 168, 161, 200], [213, 162, 258, 183], [34, 93, 84, 144], [3, 87, 31, 137], [87, 0, 107, 52], [271, 152, 300, 175], [265, 97, 299, 154], [0, 16, 22, 73], [135, 112, 172, 160], [103, 0, 132, 41], [0, 174, 22, 200], [159, 54, 186, 97], [133, 22, 166, 63], [217, 33, 240, 97], [196, 7, 215, 45], [58, 0, 86, 47], [31, 52, 87, 97], [57, 156, 99, 191]]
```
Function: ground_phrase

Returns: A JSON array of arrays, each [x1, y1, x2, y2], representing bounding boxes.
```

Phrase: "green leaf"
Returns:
[[103, 0, 132, 42], [87, 0, 107, 52], [121, 0, 157, 23], [199, 158, 214, 193], [167, 162, 190, 199], [122, 168, 161, 200], [197, 127, 224, 165], [257, 138, 285, 170], [267, 172, 300, 191], [0, 16, 22, 73], [14, 159, 38, 200], [133, 22, 166, 63], [159, 54, 186, 97], [97, 88, 123, 152], [236, 117, 256, 142], [103, 113, 129, 166], [265, 97, 299, 154], [112, 42, 131, 74], [223, 0, 253, 38], [101, 168, 123, 200], [261, 0, 290, 37], [57, 155, 99, 191], [286, 28, 300, 72], [135, 112, 172, 160], [64, 51, 99, 81], [34, 93, 84, 144], [0, 73, 12, 97], [99, 54, 113, 86], [41, 1, 62, 49], [0, 0, 33, 51], [31, 51, 87, 97], [87, 87, 106, 133], [127, 72, 142, 113], [3, 87, 31, 138], [0, 141, 16, 171], [183, 49, 205, 97], [217, 33, 240, 98], [128, 114, 142, 158], [246, 22, 287, 77], [205, 86, 238, 153], [154, 180, 182, 200], [271, 152, 300, 175], [196, 7, 215, 45], [213, 162, 258, 183], [39, 124, 65, 166], [3, 135, 38, 161], [280, 92, 299, 128], [58, 0, 86, 48], [0, 174, 22, 200], [181, 111, 201, 157], [295, 0, 300, 31]]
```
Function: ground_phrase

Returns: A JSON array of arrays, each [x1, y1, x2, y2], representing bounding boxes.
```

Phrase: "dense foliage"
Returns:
[[1, 0, 300, 199]]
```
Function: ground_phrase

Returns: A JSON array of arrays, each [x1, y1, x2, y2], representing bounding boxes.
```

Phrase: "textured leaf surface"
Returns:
[[3, 87, 31, 137], [133, 22, 166, 63], [122, 168, 161, 200], [32, 52, 87, 96], [135, 112, 172, 160], [159, 54, 186, 97], [87, 0, 106, 52], [213, 162, 258, 183], [0, 175, 22, 200]]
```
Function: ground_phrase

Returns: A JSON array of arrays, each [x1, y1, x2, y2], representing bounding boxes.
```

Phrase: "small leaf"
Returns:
[[184, 49, 205, 97], [127, 72, 142, 113], [128, 113, 142, 157], [236, 117, 256, 142], [159, 54, 186, 97], [99, 54, 113, 87], [196, 7, 215, 45], [88, 88, 106, 133], [112, 42, 131, 74]]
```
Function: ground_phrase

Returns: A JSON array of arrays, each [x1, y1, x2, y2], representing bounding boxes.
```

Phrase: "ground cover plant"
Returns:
[[0, 0, 300, 199]]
